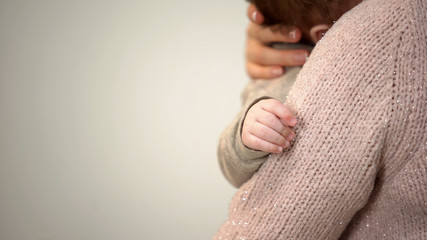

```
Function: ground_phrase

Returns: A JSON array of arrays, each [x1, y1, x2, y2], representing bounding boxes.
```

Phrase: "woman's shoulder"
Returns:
[[287, 0, 426, 115], [334, 0, 425, 37]]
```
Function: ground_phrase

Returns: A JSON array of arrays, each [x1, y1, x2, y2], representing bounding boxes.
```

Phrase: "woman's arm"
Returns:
[[214, 0, 420, 238]]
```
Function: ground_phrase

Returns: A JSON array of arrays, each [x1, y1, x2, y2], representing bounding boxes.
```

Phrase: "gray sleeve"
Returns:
[[217, 67, 301, 188]]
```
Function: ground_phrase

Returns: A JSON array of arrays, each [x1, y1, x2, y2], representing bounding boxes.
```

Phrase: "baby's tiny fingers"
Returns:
[[261, 100, 297, 126], [281, 127, 295, 141], [248, 121, 289, 150], [246, 134, 284, 153]]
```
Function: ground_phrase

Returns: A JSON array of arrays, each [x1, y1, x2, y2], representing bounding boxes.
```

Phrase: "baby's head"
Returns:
[[248, 0, 361, 43]]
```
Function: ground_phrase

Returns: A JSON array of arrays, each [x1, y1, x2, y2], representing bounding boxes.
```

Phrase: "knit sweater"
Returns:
[[218, 47, 309, 188], [214, 0, 426, 239]]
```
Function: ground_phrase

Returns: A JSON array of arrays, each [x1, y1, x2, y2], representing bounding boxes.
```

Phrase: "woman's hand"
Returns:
[[242, 99, 297, 153], [246, 4, 309, 79]]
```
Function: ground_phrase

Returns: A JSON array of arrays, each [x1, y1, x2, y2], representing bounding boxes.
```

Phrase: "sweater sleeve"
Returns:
[[220, 55, 390, 240], [214, 0, 419, 239], [217, 67, 300, 188]]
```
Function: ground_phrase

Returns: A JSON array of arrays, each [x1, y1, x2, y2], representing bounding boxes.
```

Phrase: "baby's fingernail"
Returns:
[[290, 117, 297, 125], [287, 132, 295, 141], [272, 67, 283, 76], [283, 141, 289, 148]]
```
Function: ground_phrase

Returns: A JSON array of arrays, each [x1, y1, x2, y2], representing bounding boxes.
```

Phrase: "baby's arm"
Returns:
[[218, 5, 312, 188], [242, 99, 296, 153], [218, 69, 299, 188]]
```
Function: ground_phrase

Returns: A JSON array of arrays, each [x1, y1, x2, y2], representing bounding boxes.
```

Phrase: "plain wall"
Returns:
[[0, 1, 248, 239]]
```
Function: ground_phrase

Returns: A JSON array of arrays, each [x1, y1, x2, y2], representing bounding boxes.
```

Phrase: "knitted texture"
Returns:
[[218, 43, 313, 188], [214, 0, 426, 239]]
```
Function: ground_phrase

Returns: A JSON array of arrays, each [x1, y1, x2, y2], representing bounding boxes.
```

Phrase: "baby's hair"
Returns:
[[248, 0, 347, 31]]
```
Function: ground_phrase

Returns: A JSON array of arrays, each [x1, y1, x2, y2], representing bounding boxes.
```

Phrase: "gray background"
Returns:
[[0, 0, 248, 239]]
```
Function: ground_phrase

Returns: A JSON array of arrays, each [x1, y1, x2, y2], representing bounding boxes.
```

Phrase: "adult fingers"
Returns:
[[246, 21, 302, 44], [246, 39, 309, 67], [246, 61, 284, 79]]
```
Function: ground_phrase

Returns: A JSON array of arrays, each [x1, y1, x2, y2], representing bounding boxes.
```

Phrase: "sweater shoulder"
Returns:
[[288, 0, 425, 108]]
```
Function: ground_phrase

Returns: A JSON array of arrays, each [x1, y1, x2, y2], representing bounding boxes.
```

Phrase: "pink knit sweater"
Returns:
[[214, 0, 426, 239]]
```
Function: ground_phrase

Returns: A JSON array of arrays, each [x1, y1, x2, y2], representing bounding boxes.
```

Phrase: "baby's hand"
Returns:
[[242, 99, 297, 153]]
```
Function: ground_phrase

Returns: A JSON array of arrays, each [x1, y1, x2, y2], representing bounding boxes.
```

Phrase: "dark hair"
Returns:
[[248, 0, 346, 31]]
